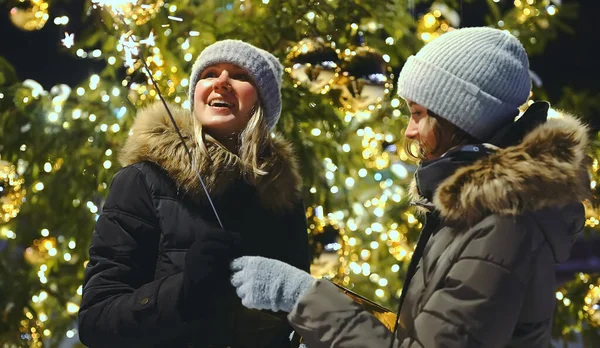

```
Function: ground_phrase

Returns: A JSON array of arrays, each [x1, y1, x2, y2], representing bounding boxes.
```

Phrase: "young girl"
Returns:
[[229, 27, 590, 347], [78, 39, 310, 347]]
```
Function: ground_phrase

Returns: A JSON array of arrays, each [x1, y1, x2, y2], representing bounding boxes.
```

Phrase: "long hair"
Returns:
[[403, 110, 479, 162], [191, 103, 273, 184]]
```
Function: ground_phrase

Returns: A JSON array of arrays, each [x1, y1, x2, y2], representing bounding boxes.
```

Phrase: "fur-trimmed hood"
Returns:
[[118, 102, 302, 212], [410, 111, 591, 228]]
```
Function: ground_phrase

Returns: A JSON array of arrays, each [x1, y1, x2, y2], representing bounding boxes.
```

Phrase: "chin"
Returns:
[[201, 114, 236, 126]]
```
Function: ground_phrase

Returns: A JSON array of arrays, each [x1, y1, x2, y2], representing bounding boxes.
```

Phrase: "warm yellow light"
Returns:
[[423, 13, 437, 28], [67, 302, 80, 313]]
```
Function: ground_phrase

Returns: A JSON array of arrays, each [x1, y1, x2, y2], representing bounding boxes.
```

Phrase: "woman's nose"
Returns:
[[213, 70, 231, 91]]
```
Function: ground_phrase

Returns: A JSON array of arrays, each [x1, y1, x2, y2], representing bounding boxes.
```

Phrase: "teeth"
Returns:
[[209, 100, 232, 107]]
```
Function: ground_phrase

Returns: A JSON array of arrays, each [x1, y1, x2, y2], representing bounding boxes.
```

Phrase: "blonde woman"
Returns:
[[78, 40, 310, 348]]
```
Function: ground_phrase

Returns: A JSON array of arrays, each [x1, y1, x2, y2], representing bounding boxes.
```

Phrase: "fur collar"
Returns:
[[118, 102, 302, 212], [410, 112, 591, 227]]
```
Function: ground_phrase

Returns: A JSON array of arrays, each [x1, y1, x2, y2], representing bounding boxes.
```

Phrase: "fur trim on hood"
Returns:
[[411, 112, 591, 227], [118, 102, 302, 212]]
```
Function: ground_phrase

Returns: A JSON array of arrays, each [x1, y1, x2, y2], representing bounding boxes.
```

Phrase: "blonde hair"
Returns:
[[191, 103, 272, 184], [404, 111, 478, 162]]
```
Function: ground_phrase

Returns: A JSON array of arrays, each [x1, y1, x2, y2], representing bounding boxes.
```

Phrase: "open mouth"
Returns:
[[208, 99, 234, 108]]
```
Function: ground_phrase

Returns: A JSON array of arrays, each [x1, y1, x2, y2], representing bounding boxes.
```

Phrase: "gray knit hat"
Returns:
[[189, 39, 283, 130], [397, 27, 532, 141]]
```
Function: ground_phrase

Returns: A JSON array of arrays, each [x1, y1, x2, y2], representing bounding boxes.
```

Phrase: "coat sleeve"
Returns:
[[288, 216, 534, 348], [78, 166, 187, 347], [288, 279, 396, 348], [399, 215, 533, 348]]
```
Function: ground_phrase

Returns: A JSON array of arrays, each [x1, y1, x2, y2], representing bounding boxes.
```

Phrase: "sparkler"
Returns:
[[94, 1, 225, 229], [91, 0, 138, 10]]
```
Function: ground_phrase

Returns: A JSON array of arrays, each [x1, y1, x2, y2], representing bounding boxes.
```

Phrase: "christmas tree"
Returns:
[[1, 0, 599, 346]]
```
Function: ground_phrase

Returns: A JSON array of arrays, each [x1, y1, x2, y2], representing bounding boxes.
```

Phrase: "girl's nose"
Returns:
[[213, 70, 232, 91]]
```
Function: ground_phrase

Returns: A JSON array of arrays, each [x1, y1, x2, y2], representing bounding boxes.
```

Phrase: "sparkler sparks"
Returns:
[[118, 30, 156, 68], [139, 30, 155, 47], [91, 0, 138, 8], [61, 32, 75, 48], [119, 33, 139, 68]]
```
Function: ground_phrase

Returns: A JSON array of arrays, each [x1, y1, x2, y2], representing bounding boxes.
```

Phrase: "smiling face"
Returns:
[[193, 63, 259, 141]]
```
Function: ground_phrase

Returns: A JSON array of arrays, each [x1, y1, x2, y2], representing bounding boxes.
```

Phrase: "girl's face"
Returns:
[[404, 100, 453, 159], [193, 63, 258, 139]]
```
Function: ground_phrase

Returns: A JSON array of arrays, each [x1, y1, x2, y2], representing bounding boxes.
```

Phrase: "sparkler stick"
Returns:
[[94, 0, 225, 229]]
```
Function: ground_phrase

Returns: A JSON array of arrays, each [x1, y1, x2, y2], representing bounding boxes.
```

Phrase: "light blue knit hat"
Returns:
[[189, 40, 283, 131], [397, 27, 532, 141]]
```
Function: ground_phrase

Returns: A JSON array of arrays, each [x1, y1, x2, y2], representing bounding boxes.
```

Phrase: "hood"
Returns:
[[118, 102, 302, 212], [411, 109, 590, 262]]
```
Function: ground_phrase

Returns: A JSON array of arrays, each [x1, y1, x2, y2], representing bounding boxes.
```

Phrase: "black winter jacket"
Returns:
[[78, 103, 310, 348]]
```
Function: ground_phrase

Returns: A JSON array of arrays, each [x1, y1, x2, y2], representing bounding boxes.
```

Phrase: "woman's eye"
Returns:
[[233, 74, 250, 81], [202, 71, 217, 78]]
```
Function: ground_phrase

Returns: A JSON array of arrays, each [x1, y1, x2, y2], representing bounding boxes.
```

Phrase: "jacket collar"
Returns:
[[118, 102, 302, 212]]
